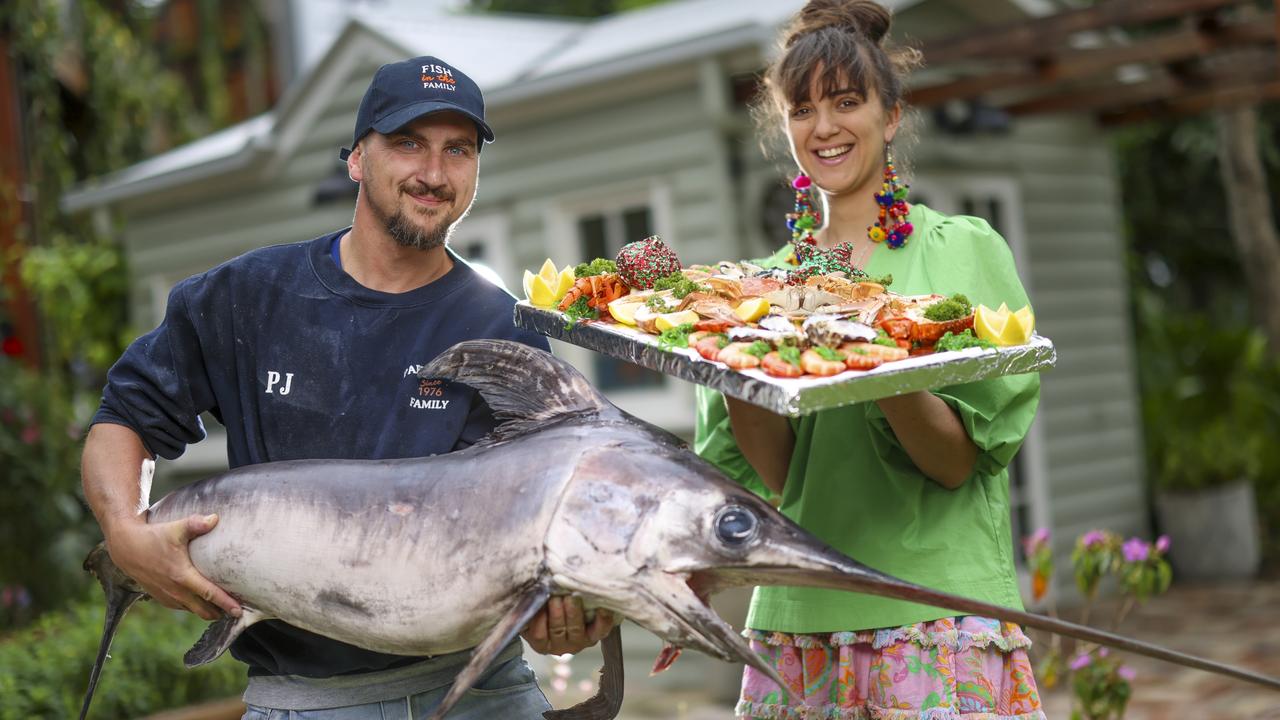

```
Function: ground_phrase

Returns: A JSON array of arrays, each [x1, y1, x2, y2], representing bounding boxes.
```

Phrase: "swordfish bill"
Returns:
[[80, 340, 1280, 720]]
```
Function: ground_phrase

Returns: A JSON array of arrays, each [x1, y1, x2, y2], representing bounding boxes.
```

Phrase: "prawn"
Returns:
[[717, 342, 762, 370], [800, 349, 846, 377], [761, 351, 805, 378], [693, 335, 724, 362]]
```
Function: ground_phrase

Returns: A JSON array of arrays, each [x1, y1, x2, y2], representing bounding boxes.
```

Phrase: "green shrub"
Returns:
[[0, 595, 244, 719]]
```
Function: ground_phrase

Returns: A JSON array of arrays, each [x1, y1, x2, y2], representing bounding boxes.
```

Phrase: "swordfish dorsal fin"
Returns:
[[421, 340, 618, 437]]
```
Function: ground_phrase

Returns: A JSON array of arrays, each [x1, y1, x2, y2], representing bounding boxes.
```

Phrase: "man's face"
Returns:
[[349, 111, 480, 250]]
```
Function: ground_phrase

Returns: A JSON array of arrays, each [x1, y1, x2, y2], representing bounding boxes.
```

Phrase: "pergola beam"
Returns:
[[1099, 78, 1280, 126], [921, 0, 1252, 65], [911, 14, 1276, 109]]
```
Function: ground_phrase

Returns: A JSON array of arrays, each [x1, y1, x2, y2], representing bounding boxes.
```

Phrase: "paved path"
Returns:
[[1037, 579, 1280, 720]]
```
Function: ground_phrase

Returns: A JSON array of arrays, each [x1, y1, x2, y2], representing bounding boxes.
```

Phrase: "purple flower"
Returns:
[[1122, 537, 1150, 563], [1081, 530, 1107, 549], [1069, 653, 1091, 670], [16, 587, 30, 609], [1117, 665, 1137, 681], [1155, 535, 1170, 554], [1024, 527, 1050, 554]]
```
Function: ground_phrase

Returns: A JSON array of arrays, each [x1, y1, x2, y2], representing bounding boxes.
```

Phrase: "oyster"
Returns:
[[803, 314, 877, 347], [729, 314, 804, 345]]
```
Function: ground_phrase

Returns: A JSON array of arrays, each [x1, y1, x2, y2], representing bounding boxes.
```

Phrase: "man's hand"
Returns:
[[105, 513, 242, 621], [521, 596, 617, 655]]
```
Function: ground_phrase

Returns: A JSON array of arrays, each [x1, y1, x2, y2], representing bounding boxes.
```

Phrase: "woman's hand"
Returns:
[[875, 391, 977, 489], [723, 396, 795, 496]]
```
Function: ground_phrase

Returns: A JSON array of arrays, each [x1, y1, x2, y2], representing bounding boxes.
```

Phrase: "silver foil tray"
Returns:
[[515, 301, 1056, 416]]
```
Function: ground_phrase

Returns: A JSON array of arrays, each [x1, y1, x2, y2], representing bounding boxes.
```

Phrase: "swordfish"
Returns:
[[80, 340, 1280, 720]]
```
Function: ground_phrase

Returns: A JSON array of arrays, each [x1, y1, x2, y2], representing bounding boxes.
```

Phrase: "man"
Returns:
[[81, 55, 615, 718]]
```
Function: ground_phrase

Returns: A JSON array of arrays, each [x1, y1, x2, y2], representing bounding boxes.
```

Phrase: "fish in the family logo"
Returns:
[[421, 63, 456, 91]]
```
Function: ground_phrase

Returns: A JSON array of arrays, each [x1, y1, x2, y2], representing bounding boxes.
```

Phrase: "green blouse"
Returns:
[[694, 203, 1040, 633]]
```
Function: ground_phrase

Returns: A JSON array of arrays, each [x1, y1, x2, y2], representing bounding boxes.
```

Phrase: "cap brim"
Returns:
[[372, 100, 495, 144]]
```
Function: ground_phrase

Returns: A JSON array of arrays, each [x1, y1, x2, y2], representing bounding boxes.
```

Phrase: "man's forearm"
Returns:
[[82, 422, 152, 535]]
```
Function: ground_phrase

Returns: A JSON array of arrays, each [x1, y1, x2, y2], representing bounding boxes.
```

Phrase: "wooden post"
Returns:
[[1214, 105, 1280, 355]]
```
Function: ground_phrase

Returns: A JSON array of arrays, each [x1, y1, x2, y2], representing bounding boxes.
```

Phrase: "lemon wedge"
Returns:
[[523, 259, 576, 306], [974, 304, 1034, 346], [555, 267, 576, 299], [734, 297, 770, 323], [608, 298, 644, 326], [655, 310, 700, 332], [527, 275, 559, 307]]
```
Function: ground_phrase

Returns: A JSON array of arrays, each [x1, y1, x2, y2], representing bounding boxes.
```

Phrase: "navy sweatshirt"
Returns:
[[92, 229, 550, 677]]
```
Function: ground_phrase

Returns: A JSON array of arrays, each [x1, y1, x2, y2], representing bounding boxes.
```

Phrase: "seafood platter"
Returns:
[[514, 236, 1055, 416]]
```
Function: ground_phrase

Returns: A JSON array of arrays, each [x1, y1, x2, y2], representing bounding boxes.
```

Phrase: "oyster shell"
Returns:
[[802, 314, 877, 346]]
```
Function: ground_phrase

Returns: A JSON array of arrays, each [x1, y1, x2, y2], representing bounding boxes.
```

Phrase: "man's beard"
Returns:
[[367, 179, 467, 251], [385, 207, 452, 251]]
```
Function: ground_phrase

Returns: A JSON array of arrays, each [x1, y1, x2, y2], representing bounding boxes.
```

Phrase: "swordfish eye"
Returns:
[[714, 505, 758, 546]]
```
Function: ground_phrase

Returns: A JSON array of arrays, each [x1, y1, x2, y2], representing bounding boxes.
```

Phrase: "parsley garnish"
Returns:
[[574, 258, 617, 278]]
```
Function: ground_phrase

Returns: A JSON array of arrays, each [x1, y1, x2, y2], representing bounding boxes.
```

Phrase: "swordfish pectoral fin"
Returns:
[[79, 543, 147, 720], [425, 578, 555, 720], [542, 624, 624, 720], [184, 607, 268, 667]]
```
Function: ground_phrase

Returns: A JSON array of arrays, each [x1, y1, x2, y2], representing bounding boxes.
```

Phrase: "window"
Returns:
[[575, 205, 665, 392]]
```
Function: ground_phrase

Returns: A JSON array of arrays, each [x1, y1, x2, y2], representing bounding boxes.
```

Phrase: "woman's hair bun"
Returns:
[[788, 0, 892, 46]]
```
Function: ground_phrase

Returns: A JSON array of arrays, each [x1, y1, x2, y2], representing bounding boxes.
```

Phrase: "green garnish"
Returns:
[[813, 346, 845, 362], [847, 345, 869, 355], [935, 329, 997, 352], [574, 258, 617, 278], [854, 272, 894, 287], [644, 294, 669, 310], [778, 345, 802, 368], [873, 328, 898, 348], [714, 334, 731, 349], [657, 323, 696, 351], [652, 272, 708, 299], [562, 296, 597, 328], [743, 341, 771, 358], [923, 293, 973, 322]]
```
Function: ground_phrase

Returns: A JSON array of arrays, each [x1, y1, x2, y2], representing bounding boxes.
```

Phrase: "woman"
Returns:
[[694, 1, 1046, 718]]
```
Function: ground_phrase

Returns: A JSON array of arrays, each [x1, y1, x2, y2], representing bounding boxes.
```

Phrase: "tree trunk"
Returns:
[[1214, 105, 1280, 355]]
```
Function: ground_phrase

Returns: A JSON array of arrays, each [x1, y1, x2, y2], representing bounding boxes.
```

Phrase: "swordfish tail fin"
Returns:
[[79, 543, 146, 720]]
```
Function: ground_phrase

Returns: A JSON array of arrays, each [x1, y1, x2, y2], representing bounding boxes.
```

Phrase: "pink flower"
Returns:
[[1081, 530, 1107, 549], [20, 425, 39, 445], [1, 586, 12, 608], [1023, 527, 1050, 556], [1122, 537, 1150, 563], [1069, 653, 1091, 670], [1118, 665, 1137, 681], [1098, 647, 1109, 658], [1155, 535, 1170, 554]]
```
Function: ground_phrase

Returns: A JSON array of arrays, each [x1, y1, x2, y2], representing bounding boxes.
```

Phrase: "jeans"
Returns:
[[241, 657, 552, 719]]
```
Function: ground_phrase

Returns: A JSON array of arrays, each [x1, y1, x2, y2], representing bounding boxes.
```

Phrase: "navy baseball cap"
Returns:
[[339, 55, 494, 160]]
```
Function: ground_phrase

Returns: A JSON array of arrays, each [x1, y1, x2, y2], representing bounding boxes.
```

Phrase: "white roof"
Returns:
[[64, 0, 919, 211]]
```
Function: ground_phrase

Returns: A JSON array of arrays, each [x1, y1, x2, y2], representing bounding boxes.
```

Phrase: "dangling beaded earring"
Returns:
[[868, 146, 914, 250], [787, 173, 821, 264]]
